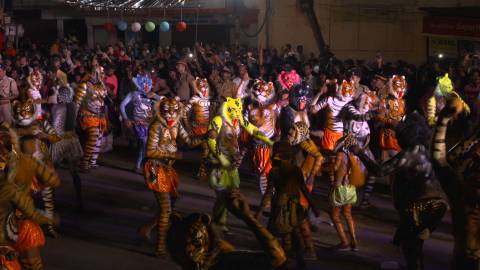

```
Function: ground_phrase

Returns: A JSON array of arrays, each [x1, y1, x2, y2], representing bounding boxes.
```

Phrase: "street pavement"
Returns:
[[41, 146, 454, 270]]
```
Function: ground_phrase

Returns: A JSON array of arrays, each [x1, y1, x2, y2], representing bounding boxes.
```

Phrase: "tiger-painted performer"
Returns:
[[432, 93, 479, 269], [377, 74, 406, 162], [12, 98, 63, 238], [244, 79, 281, 195], [279, 83, 312, 140], [0, 123, 60, 270], [207, 97, 273, 234], [337, 92, 380, 208], [26, 70, 44, 120], [120, 71, 156, 173], [167, 191, 287, 270], [258, 125, 322, 259], [311, 79, 354, 152], [47, 76, 84, 208], [426, 73, 468, 127], [350, 112, 448, 270], [326, 93, 378, 251], [139, 97, 202, 257], [184, 77, 213, 180], [74, 67, 108, 172]]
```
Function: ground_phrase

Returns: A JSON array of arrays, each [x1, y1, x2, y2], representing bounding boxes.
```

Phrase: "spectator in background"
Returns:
[[234, 63, 250, 99], [174, 59, 194, 103], [105, 64, 118, 97], [0, 63, 18, 125]]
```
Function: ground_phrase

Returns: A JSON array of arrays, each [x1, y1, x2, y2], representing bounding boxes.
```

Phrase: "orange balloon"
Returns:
[[176, 21, 187, 32], [104, 22, 114, 32]]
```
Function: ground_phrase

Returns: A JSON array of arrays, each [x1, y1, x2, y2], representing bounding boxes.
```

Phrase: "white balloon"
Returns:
[[131, 22, 141, 32]]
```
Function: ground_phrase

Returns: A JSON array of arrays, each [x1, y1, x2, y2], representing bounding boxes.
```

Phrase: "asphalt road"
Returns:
[[40, 147, 455, 270]]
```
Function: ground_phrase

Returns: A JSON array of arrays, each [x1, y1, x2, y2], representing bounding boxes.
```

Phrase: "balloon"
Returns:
[[104, 22, 114, 32], [176, 21, 187, 32], [145, 21, 156, 32], [159, 21, 170, 32], [131, 22, 141, 32], [117, 21, 128, 31]]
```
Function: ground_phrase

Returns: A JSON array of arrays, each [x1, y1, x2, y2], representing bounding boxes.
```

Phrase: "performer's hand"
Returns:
[[218, 154, 231, 168]]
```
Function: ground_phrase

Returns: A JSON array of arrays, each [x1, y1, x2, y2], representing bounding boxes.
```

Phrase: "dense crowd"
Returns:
[[0, 35, 479, 270]]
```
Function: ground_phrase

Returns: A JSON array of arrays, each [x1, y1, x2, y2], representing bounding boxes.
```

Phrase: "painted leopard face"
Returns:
[[223, 97, 243, 123], [288, 121, 309, 146], [12, 99, 35, 126], [391, 75, 406, 99], [252, 79, 275, 105], [194, 77, 210, 98], [159, 97, 181, 128]]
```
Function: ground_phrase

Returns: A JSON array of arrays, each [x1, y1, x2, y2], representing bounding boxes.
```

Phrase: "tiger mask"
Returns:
[[167, 213, 216, 270], [12, 99, 36, 126], [194, 77, 210, 98], [251, 79, 275, 106], [155, 97, 183, 128]]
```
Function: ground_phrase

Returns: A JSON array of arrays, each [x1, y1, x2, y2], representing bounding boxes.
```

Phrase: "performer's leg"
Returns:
[[80, 127, 101, 170], [344, 204, 358, 251], [401, 237, 424, 270], [212, 190, 228, 233], [41, 187, 59, 238], [463, 205, 480, 268], [136, 137, 147, 172], [89, 128, 103, 168], [19, 248, 43, 270], [330, 206, 349, 250], [300, 219, 317, 259], [197, 141, 209, 180], [154, 192, 171, 257]]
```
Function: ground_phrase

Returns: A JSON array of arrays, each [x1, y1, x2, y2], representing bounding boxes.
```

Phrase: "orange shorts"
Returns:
[[0, 255, 21, 270], [144, 159, 179, 195], [80, 112, 107, 132], [13, 220, 45, 252], [380, 129, 401, 152], [252, 144, 272, 175], [321, 129, 343, 151]]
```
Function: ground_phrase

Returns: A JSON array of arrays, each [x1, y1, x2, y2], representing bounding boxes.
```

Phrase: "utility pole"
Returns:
[[298, 0, 326, 56]]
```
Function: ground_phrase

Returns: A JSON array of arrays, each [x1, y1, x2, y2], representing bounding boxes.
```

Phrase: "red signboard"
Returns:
[[423, 16, 480, 38]]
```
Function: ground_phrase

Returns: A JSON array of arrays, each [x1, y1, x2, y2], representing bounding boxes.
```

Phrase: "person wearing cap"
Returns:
[[372, 72, 389, 100], [174, 59, 195, 103], [0, 63, 18, 125], [212, 66, 238, 101]]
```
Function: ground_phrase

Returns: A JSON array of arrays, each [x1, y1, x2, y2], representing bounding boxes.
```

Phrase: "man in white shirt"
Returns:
[[0, 64, 18, 125], [233, 64, 250, 100]]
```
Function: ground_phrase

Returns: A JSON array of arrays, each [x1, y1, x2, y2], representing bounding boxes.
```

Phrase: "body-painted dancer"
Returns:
[[432, 93, 479, 269], [12, 98, 62, 237], [244, 79, 281, 195], [74, 67, 108, 172], [139, 97, 201, 257], [120, 71, 155, 173], [351, 112, 447, 270], [207, 97, 273, 233]]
